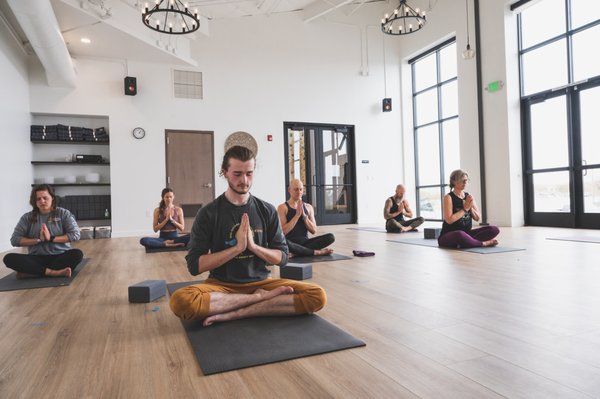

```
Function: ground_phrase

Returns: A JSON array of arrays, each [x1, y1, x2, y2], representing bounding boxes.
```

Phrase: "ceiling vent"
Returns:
[[173, 69, 203, 99]]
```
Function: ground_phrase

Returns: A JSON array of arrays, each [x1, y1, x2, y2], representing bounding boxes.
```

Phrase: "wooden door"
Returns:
[[165, 130, 215, 232]]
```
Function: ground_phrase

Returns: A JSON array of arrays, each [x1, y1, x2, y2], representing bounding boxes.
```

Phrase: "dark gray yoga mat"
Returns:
[[347, 227, 422, 234], [347, 227, 389, 233], [289, 253, 352, 263], [386, 238, 525, 254], [145, 246, 189, 253], [167, 281, 365, 375], [0, 258, 90, 292], [547, 236, 600, 244]]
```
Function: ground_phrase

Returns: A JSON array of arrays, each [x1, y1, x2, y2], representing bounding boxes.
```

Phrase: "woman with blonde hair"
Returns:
[[438, 169, 499, 248]]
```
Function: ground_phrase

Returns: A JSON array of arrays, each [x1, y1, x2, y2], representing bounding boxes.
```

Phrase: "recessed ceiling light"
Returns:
[[80, 37, 91, 44]]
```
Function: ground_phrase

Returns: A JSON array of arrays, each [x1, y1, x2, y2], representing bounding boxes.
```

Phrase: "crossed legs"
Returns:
[[169, 278, 327, 326]]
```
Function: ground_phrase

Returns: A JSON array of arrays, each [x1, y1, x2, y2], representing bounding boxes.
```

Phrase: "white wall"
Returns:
[[0, 21, 32, 252], [26, 4, 404, 237], [5, 0, 527, 246], [395, 0, 524, 227]]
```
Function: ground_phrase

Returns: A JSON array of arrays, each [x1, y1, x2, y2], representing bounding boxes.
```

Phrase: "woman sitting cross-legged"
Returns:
[[437, 169, 500, 249], [140, 188, 190, 249], [3, 184, 83, 279]]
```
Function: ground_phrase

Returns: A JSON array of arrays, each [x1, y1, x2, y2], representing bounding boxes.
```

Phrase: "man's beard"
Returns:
[[229, 181, 250, 195]]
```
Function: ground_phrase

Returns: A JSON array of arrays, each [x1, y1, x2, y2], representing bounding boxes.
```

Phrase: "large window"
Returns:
[[410, 39, 459, 221], [518, 0, 600, 228]]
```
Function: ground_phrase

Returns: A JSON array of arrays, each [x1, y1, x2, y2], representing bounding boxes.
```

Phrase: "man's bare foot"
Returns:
[[400, 226, 414, 233], [254, 286, 294, 300], [482, 239, 498, 247], [314, 248, 334, 256], [45, 267, 72, 278], [203, 286, 294, 327], [165, 241, 185, 247], [16, 272, 38, 279]]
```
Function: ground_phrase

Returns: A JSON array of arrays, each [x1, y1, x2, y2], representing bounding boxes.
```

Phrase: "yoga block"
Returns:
[[94, 226, 111, 239], [128, 280, 167, 303], [424, 227, 442, 239], [80, 227, 94, 240], [280, 263, 312, 280]]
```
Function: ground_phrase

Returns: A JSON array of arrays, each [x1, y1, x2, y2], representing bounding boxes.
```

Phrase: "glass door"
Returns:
[[523, 79, 600, 228], [574, 82, 600, 228], [283, 123, 356, 225]]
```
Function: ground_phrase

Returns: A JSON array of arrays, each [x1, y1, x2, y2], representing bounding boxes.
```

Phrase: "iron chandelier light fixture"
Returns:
[[142, 0, 200, 35], [381, 0, 426, 36]]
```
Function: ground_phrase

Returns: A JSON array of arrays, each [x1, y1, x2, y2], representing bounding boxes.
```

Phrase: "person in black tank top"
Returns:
[[383, 184, 425, 233], [277, 179, 335, 257], [438, 169, 500, 248], [139, 188, 190, 249]]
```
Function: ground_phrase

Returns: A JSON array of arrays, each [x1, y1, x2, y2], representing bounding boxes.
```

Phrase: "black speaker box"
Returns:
[[124, 76, 137, 96], [382, 98, 392, 112]]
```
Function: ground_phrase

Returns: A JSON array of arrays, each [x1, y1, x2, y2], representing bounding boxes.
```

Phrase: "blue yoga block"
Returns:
[[128, 280, 167, 303], [280, 263, 312, 280], [424, 227, 442, 239]]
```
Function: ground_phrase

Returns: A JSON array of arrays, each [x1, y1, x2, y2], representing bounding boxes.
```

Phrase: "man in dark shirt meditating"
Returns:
[[169, 143, 326, 326]]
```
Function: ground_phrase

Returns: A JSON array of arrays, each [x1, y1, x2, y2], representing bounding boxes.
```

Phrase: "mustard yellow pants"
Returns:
[[169, 278, 327, 320]]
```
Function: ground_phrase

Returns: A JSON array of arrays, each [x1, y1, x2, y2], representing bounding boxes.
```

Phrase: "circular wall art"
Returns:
[[224, 131, 258, 157]]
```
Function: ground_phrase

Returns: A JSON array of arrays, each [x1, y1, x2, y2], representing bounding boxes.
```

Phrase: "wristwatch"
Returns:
[[49, 235, 55, 242]]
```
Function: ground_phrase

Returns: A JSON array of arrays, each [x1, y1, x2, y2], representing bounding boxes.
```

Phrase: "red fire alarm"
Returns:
[[267, 134, 273, 142]]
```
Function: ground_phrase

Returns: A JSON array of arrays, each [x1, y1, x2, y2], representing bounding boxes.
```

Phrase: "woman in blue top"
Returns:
[[438, 169, 500, 248], [4, 184, 83, 278], [139, 188, 190, 249]]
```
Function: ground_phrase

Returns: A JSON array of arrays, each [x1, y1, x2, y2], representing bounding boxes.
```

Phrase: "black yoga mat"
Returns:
[[145, 246, 189, 253], [346, 227, 388, 234], [0, 258, 90, 292], [167, 281, 365, 375], [547, 236, 600, 244], [289, 253, 352, 264], [386, 238, 525, 254]]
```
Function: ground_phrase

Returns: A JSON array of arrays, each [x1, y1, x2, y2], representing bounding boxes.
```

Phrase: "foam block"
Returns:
[[424, 227, 442, 239], [128, 280, 167, 303], [280, 263, 312, 280]]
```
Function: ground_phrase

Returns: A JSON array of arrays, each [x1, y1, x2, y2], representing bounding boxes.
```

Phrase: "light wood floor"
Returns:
[[1, 225, 600, 398]]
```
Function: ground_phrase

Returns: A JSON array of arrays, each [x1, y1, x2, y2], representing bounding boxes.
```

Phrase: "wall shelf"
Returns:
[[31, 140, 109, 145], [31, 161, 110, 165], [31, 183, 110, 187], [32, 161, 110, 166]]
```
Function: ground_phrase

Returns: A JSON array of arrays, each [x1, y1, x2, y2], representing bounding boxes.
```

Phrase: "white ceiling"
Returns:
[[1, 0, 385, 66], [1, 0, 435, 69]]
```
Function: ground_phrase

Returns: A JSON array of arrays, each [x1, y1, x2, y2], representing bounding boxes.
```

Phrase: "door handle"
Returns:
[[582, 160, 587, 176], [202, 182, 212, 188]]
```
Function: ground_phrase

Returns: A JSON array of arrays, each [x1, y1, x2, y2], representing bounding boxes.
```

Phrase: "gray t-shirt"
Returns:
[[185, 194, 289, 283], [10, 207, 81, 255]]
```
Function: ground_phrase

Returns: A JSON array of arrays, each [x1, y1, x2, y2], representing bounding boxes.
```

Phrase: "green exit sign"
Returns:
[[487, 80, 504, 92]]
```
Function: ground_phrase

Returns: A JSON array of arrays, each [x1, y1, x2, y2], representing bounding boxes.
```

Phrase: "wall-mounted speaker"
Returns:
[[382, 98, 392, 112], [124, 76, 137, 96]]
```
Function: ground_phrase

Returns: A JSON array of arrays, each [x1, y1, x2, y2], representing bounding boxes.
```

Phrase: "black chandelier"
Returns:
[[381, 0, 426, 36], [142, 0, 200, 35]]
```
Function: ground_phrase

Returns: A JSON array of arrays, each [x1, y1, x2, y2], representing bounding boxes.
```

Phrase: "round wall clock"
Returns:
[[132, 127, 146, 139]]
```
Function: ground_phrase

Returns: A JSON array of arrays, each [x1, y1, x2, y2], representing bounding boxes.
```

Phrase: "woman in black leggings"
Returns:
[[3, 184, 83, 278]]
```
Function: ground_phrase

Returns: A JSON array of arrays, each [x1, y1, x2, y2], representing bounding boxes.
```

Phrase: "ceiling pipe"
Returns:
[[7, 0, 76, 87]]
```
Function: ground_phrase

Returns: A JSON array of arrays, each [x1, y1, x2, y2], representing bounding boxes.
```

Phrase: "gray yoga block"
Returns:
[[280, 263, 312, 280], [128, 280, 167, 303], [424, 227, 442, 239]]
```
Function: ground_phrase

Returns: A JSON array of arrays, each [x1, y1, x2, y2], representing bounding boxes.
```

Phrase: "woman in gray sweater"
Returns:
[[3, 184, 83, 278]]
